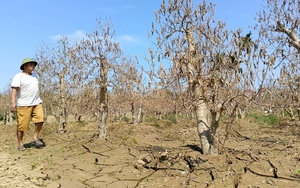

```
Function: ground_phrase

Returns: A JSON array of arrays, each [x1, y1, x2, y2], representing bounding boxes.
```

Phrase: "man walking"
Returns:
[[10, 58, 45, 151]]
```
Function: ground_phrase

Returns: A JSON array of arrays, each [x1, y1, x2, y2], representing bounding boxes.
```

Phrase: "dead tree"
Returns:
[[256, 0, 300, 118], [79, 19, 122, 138], [149, 0, 261, 154]]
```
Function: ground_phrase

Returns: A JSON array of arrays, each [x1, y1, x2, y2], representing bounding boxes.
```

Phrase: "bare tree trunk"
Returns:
[[98, 102, 107, 138], [191, 110, 195, 119], [118, 109, 122, 121], [43, 107, 48, 123], [4, 111, 8, 125], [111, 109, 116, 123], [57, 69, 67, 133], [58, 107, 67, 133], [98, 57, 108, 139], [4, 110, 13, 125], [3, 113, 6, 125], [174, 103, 178, 124], [137, 103, 143, 124], [9, 111, 13, 125], [238, 106, 246, 119], [74, 113, 78, 121], [131, 101, 136, 124], [194, 93, 218, 154]]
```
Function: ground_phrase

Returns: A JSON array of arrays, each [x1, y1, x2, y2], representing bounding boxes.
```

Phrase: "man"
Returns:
[[10, 58, 45, 151]]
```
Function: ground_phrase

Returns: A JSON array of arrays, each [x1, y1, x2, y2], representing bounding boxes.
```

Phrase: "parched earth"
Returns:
[[0, 118, 300, 188]]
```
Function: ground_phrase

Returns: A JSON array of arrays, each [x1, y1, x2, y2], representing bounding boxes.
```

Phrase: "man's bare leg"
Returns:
[[17, 130, 24, 146], [33, 122, 43, 141]]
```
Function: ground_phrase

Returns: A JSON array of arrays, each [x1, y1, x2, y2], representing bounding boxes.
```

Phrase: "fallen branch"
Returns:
[[245, 167, 300, 182], [267, 160, 278, 178], [134, 170, 157, 188], [82, 144, 110, 157]]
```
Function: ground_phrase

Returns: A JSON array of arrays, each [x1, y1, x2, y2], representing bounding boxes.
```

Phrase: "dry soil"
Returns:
[[0, 118, 300, 188]]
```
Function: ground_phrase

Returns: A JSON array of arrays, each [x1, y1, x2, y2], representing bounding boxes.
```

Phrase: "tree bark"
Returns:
[[98, 57, 108, 139], [98, 102, 107, 139], [4, 110, 13, 125], [194, 86, 218, 154], [57, 69, 67, 133], [137, 103, 143, 124], [131, 101, 136, 124]]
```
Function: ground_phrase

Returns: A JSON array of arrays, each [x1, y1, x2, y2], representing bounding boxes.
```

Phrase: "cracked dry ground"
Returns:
[[0, 119, 300, 188]]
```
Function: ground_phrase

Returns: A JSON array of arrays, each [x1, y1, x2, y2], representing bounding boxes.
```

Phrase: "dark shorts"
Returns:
[[17, 104, 44, 131]]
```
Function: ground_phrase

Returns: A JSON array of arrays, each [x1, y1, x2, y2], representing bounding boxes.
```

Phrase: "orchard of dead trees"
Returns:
[[0, 0, 299, 156]]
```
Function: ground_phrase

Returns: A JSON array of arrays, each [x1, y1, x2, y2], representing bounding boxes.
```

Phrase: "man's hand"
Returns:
[[10, 102, 17, 112], [10, 87, 19, 112]]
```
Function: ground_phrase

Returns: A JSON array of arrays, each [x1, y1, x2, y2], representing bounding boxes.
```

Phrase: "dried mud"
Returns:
[[0, 119, 300, 188]]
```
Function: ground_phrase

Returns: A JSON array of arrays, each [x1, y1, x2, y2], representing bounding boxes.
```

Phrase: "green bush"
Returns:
[[121, 116, 130, 122], [247, 113, 279, 125], [145, 115, 156, 122], [163, 114, 177, 123], [0, 114, 3, 121]]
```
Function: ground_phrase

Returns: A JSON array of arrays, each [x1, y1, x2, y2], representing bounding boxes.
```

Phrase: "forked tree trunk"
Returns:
[[194, 86, 219, 154], [238, 106, 246, 119]]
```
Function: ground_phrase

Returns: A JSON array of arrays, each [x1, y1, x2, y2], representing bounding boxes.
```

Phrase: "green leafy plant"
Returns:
[[145, 115, 156, 122], [121, 116, 130, 122], [162, 114, 176, 123], [247, 113, 279, 125]]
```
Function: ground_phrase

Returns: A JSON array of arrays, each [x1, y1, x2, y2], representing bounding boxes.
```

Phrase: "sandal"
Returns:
[[17, 145, 26, 151], [31, 139, 44, 147]]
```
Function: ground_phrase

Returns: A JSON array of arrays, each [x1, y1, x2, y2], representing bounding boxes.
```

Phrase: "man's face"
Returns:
[[24, 62, 36, 71]]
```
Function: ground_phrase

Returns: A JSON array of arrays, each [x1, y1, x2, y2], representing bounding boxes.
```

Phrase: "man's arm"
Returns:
[[10, 87, 19, 112]]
